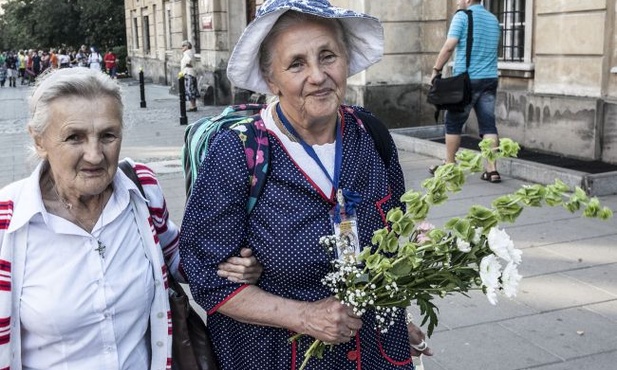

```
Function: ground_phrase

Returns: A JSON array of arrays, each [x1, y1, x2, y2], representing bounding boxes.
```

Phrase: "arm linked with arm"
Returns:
[[178, 131, 362, 344]]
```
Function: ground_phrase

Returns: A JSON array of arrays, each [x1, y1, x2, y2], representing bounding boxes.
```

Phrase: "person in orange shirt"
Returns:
[[49, 48, 58, 69]]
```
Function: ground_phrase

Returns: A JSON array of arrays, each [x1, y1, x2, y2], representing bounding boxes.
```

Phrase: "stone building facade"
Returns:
[[124, 0, 617, 164]]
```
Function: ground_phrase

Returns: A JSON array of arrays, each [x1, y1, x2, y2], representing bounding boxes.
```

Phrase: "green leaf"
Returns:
[[384, 232, 399, 253], [371, 228, 388, 247], [449, 218, 472, 240], [387, 208, 404, 223], [516, 184, 546, 207], [492, 195, 524, 222], [499, 138, 521, 157], [401, 190, 422, 205], [600, 207, 614, 220], [365, 253, 382, 270], [389, 259, 413, 278], [467, 205, 499, 229], [353, 273, 370, 284]]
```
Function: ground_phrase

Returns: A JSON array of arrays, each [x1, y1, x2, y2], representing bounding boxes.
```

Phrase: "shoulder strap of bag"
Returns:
[[347, 106, 393, 169], [119, 159, 145, 196], [456, 9, 474, 71], [119, 160, 184, 287], [182, 104, 267, 202]]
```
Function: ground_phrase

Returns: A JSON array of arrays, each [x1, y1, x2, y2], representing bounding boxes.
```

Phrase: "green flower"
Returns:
[[516, 184, 546, 207], [492, 195, 524, 222], [499, 138, 521, 157], [467, 205, 499, 230], [445, 218, 473, 240], [299, 137, 613, 370]]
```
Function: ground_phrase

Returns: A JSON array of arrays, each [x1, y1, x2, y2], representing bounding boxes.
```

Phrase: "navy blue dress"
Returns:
[[179, 107, 414, 369]]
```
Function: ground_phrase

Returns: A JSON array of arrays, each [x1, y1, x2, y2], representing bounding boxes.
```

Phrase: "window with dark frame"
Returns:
[[133, 17, 140, 49], [485, 0, 525, 62], [143, 15, 151, 53], [247, 0, 257, 23], [167, 9, 172, 49], [191, 0, 201, 53]]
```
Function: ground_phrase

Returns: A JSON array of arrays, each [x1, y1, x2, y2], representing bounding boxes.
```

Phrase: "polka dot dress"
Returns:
[[179, 109, 415, 369]]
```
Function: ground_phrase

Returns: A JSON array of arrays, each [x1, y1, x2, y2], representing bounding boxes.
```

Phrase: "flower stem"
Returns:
[[298, 339, 324, 370]]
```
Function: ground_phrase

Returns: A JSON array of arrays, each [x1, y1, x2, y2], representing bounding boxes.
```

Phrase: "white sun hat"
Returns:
[[227, 0, 384, 94]]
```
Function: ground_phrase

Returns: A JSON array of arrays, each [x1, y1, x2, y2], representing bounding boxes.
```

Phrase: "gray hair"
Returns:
[[258, 11, 350, 84], [182, 40, 193, 49], [28, 67, 123, 136]]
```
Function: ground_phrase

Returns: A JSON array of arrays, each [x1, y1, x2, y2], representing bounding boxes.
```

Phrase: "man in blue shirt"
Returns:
[[430, 0, 502, 183]]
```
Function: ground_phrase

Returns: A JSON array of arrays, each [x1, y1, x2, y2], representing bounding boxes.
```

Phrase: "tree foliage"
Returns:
[[0, 0, 125, 50]]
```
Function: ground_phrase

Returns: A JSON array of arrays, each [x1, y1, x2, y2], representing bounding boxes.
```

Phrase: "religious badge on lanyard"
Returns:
[[275, 104, 363, 261], [331, 189, 362, 261]]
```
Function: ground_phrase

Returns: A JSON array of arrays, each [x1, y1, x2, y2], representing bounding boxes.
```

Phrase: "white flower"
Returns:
[[456, 238, 471, 252], [508, 246, 523, 265], [479, 254, 502, 291], [472, 227, 483, 245], [485, 285, 499, 305], [487, 227, 521, 264], [501, 261, 523, 298]]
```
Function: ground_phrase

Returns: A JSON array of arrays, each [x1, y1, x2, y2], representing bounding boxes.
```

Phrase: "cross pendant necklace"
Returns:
[[94, 240, 106, 259], [50, 178, 107, 259]]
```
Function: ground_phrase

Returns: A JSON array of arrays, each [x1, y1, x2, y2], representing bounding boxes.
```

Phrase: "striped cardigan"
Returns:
[[0, 159, 180, 369]]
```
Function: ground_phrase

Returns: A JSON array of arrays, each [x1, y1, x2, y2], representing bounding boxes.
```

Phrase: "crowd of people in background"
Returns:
[[0, 45, 119, 88]]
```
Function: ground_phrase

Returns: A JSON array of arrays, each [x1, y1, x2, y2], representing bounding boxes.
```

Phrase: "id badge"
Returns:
[[332, 214, 361, 261]]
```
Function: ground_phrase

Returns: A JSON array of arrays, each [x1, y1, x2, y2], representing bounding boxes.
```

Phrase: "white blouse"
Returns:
[[20, 181, 154, 369], [263, 105, 336, 197]]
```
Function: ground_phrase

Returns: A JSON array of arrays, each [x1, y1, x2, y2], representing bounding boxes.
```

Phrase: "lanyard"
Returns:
[[276, 104, 343, 193]]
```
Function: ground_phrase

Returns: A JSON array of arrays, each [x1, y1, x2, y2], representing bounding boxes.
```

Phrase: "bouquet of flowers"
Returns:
[[293, 138, 613, 370]]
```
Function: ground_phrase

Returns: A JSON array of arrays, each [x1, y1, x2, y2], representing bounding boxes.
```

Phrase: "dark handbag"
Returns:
[[427, 71, 471, 112], [118, 160, 219, 370], [427, 9, 474, 115], [168, 275, 220, 370]]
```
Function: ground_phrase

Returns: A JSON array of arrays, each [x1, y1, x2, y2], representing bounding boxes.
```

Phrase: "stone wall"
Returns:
[[123, 0, 617, 164]]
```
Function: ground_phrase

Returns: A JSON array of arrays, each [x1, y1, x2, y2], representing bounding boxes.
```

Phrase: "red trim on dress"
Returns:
[[375, 192, 392, 225], [290, 336, 297, 370], [267, 131, 336, 204], [354, 331, 362, 369], [376, 329, 413, 366], [207, 284, 251, 315]]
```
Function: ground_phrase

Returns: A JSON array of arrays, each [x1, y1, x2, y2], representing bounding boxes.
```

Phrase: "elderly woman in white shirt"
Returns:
[[0, 67, 260, 370], [180, 40, 199, 112]]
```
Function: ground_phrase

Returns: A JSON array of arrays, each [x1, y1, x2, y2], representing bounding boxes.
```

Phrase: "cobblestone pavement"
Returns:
[[1, 77, 617, 369], [0, 78, 214, 220]]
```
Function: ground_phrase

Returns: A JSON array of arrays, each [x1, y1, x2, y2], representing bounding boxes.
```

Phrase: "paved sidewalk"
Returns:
[[1, 79, 616, 369]]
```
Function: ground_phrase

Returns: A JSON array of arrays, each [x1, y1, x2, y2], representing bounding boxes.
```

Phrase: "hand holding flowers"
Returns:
[[292, 138, 613, 369]]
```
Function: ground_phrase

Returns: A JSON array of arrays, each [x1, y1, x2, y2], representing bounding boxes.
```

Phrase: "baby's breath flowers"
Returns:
[[293, 138, 613, 370]]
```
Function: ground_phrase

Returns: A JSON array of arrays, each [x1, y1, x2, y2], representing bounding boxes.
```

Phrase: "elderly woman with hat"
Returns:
[[180, 0, 432, 369]]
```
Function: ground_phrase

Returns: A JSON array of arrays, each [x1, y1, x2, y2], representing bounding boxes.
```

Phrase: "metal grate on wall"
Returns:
[[191, 0, 201, 53], [485, 0, 525, 62]]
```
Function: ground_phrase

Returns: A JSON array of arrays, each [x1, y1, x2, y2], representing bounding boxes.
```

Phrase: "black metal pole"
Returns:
[[139, 69, 147, 108], [179, 74, 188, 125]]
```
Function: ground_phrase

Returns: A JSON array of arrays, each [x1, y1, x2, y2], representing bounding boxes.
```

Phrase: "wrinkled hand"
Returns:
[[301, 297, 363, 344], [217, 248, 263, 284], [408, 322, 434, 357]]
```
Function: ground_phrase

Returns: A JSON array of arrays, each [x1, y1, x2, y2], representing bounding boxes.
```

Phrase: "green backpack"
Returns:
[[181, 104, 393, 212]]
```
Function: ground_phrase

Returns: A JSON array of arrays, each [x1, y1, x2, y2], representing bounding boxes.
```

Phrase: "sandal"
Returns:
[[481, 171, 501, 183]]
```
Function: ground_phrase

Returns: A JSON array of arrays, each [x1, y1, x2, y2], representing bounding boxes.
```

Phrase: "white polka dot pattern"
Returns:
[[179, 109, 415, 369]]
